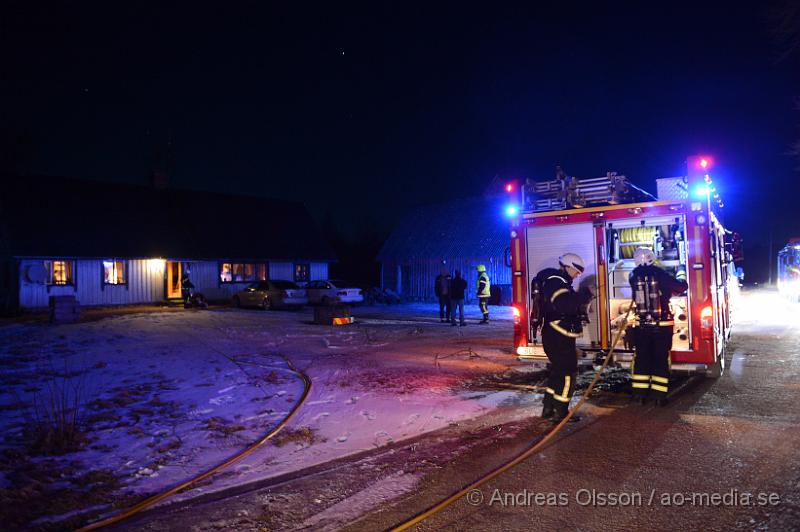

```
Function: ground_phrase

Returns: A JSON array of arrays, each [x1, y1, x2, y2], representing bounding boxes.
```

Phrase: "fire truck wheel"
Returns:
[[705, 347, 726, 378]]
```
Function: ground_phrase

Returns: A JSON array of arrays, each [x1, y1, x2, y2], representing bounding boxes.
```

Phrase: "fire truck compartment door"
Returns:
[[526, 222, 599, 347]]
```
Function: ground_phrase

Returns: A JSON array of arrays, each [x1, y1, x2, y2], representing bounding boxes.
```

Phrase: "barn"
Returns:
[[0, 175, 335, 313], [377, 195, 512, 304]]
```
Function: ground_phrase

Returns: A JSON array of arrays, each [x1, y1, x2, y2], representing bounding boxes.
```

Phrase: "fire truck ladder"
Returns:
[[523, 172, 656, 213]]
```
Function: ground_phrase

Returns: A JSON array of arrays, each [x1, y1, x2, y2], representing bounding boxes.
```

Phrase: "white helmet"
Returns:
[[558, 253, 585, 273], [634, 247, 656, 267]]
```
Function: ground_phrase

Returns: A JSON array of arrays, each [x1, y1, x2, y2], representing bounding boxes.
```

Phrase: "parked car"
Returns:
[[232, 280, 308, 310], [305, 280, 364, 305]]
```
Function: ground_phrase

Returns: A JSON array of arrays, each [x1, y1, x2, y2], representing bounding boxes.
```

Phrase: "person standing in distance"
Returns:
[[628, 247, 688, 406], [434, 268, 452, 323], [449, 270, 468, 326], [476, 264, 491, 323], [538, 253, 593, 423]]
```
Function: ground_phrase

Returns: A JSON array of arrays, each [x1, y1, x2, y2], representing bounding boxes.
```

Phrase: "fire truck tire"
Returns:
[[705, 346, 726, 378]]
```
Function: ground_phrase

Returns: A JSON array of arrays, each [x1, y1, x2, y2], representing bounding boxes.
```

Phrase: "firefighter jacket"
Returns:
[[629, 264, 688, 324], [477, 272, 491, 298], [538, 268, 592, 338]]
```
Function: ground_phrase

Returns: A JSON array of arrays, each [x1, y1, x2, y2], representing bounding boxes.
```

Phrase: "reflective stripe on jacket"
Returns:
[[537, 267, 590, 338], [477, 272, 491, 297]]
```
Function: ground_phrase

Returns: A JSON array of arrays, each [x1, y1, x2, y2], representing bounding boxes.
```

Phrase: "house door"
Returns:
[[166, 261, 183, 299]]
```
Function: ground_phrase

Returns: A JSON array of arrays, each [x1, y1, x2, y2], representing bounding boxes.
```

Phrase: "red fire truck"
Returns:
[[509, 156, 739, 377]]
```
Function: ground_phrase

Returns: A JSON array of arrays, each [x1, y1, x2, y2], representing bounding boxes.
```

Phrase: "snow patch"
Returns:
[[209, 395, 234, 405]]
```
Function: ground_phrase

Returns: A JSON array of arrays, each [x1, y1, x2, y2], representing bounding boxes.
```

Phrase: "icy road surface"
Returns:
[[351, 289, 800, 531]]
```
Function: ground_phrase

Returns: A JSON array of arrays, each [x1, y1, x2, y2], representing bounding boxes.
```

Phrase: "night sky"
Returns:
[[3, 2, 799, 281]]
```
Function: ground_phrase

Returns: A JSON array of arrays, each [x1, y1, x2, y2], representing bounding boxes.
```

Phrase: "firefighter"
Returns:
[[181, 272, 195, 309], [628, 247, 688, 406], [538, 253, 593, 423], [476, 265, 491, 323]]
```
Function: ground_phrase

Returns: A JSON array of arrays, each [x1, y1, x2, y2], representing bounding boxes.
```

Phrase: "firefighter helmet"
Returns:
[[476, 264, 487, 272], [634, 247, 656, 267], [558, 253, 585, 274]]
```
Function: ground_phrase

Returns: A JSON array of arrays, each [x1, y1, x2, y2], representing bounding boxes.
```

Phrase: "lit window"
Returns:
[[294, 263, 310, 282], [232, 263, 244, 281], [44, 260, 74, 285], [244, 263, 255, 282], [220, 262, 267, 283], [102, 259, 126, 285], [220, 263, 232, 283]]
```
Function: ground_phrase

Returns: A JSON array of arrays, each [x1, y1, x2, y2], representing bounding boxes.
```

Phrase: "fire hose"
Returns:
[[78, 354, 311, 531], [392, 303, 634, 531]]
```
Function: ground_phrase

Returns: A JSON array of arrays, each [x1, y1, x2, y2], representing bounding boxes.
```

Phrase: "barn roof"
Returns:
[[0, 175, 336, 261], [377, 195, 510, 262]]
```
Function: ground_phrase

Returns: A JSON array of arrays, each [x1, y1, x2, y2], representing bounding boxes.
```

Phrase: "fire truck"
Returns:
[[777, 238, 800, 302], [508, 156, 740, 378]]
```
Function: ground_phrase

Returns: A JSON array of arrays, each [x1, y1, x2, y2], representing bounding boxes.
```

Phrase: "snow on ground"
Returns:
[[0, 303, 538, 528]]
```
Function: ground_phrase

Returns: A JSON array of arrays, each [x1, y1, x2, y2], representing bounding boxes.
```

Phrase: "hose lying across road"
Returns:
[[392, 306, 634, 531], [78, 354, 311, 531]]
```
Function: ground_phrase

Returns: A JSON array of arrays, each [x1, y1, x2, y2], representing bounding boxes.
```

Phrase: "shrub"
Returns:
[[26, 357, 92, 455]]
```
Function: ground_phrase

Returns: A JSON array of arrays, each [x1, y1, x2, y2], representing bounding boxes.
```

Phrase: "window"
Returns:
[[232, 263, 244, 281], [244, 263, 255, 281], [220, 262, 268, 283], [294, 263, 310, 282], [220, 263, 232, 283], [44, 260, 74, 285], [102, 259, 126, 285]]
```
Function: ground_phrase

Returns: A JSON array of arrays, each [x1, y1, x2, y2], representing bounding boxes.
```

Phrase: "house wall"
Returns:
[[18, 259, 331, 309], [189, 261, 328, 301], [19, 259, 165, 308], [381, 256, 511, 303], [269, 262, 294, 281], [310, 262, 329, 281], [186, 261, 232, 301]]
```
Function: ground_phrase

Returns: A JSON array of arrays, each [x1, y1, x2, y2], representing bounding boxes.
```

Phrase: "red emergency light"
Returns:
[[695, 156, 713, 170], [506, 183, 514, 193]]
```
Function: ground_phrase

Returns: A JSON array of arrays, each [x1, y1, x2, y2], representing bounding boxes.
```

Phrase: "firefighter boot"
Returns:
[[551, 411, 581, 424], [552, 401, 580, 424], [541, 393, 555, 419]]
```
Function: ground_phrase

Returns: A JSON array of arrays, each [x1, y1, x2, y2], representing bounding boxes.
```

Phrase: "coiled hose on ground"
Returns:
[[78, 354, 310, 531]]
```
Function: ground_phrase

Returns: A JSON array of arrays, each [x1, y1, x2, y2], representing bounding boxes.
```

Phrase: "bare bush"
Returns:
[[26, 357, 93, 455]]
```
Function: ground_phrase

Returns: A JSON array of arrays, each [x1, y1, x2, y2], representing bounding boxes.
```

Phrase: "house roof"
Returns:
[[377, 195, 510, 262], [0, 175, 336, 261]]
